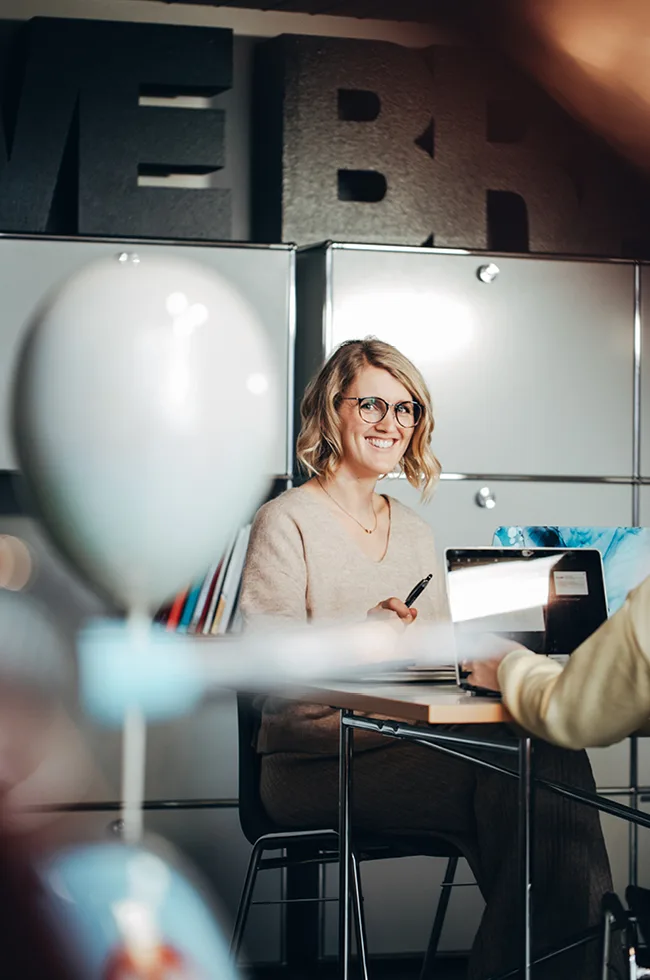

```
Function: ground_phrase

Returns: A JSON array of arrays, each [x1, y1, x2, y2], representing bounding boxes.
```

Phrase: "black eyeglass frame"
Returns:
[[338, 396, 423, 428]]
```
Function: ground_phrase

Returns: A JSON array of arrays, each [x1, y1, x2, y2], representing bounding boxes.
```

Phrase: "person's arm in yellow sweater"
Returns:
[[469, 577, 650, 749]]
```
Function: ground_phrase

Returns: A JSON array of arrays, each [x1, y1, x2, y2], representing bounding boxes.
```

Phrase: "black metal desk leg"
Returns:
[[629, 734, 639, 887], [339, 709, 353, 980], [519, 737, 534, 980]]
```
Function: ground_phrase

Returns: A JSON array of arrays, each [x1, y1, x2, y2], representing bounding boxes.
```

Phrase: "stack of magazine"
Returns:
[[155, 525, 251, 635]]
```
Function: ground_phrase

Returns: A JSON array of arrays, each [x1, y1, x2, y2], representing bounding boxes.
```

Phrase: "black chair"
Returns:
[[230, 694, 469, 979]]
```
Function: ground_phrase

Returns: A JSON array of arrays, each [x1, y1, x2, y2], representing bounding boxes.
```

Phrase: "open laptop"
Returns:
[[445, 547, 609, 697]]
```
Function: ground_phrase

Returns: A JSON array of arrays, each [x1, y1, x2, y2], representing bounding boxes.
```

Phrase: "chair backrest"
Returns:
[[236, 693, 277, 844]]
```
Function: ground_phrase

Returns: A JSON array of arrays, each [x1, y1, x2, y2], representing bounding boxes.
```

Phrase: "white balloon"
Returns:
[[12, 252, 280, 612]]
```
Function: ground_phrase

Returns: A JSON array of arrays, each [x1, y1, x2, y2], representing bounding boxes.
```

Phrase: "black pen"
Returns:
[[404, 573, 433, 608]]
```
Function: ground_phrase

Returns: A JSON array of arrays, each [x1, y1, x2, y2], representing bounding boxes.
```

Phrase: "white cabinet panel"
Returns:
[[600, 799, 638, 896], [144, 696, 239, 801], [588, 744, 630, 793], [0, 236, 294, 474], [633, 722, 650, 787], [83, 697, 239, 803], [384, 478, 633, 562], [639, 485, 650, 526], [320, 246, 634, 477]]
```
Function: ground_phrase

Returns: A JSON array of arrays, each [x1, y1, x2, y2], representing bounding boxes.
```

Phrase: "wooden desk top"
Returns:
[[281, 682, 511, 725]]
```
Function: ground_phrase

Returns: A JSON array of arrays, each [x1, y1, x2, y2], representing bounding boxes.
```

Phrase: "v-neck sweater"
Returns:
[[239, 484, 450, 754]]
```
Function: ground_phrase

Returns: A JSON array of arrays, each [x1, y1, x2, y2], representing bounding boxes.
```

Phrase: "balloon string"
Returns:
[[121, 610, 149, 843], [121, 704, 146, 844]]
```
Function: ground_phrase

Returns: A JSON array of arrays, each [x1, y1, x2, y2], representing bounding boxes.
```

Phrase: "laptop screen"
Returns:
[[445, 547, 608, 656]]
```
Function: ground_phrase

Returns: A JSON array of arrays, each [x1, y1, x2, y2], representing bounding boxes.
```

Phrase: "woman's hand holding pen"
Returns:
[[366, 574, 431, 631], [367, 597, 418, 630]]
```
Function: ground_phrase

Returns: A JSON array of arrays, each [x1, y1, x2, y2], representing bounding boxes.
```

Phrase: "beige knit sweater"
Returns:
[[498, 576, 650, 748], [239, 484, 450, 754]]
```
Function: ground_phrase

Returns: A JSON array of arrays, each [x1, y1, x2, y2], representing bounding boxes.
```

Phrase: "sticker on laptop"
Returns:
[[553, 570, 588, 595]]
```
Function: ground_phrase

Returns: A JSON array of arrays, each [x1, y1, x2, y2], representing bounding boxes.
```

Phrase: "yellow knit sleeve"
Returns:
[[498, 577, 650, 748]]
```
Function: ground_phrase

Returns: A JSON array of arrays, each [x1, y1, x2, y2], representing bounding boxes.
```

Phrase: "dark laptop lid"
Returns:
[[445, 547, 608, 656]]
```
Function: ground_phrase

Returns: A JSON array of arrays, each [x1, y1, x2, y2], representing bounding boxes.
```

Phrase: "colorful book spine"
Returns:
[[196, 560, 223, 634], [156, 526, 251, 636], [177, 577, 204, 633], [188, 559, 220, 634], [165, 588, 188, 631], [202, 530, 238, 635], [215, 524, 252, 635]]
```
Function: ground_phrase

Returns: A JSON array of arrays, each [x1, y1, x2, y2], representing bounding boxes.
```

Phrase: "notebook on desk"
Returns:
[[445, 547, 609, 697]]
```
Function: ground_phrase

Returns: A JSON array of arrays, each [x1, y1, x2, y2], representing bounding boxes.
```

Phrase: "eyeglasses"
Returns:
[[339, 396, 423, 428]]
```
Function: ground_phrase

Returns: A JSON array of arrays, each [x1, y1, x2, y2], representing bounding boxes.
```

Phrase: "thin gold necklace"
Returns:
[[317, 479, 378, 534]]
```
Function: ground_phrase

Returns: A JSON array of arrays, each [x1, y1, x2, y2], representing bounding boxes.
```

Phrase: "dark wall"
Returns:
[[0, 18, 233, 240], [1, 16, 650, 256]]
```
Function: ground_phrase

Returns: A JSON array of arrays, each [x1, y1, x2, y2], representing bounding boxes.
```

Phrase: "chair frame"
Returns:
[[230, 827, 460, 979], [231, 695, 464, 978]]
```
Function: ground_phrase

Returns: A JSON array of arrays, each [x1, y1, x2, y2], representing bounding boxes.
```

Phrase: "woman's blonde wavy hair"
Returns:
[[296, 338, 441, 499]]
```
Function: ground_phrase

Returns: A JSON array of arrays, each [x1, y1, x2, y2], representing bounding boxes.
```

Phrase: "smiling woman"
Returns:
[[297, 337, 440, 496], [239, 337, 614, 980]]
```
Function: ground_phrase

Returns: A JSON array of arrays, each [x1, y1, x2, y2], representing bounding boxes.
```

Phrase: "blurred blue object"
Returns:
[[493, 526, 650, 614], [41, 839, 237, 979], [78, 619, 204, 726]]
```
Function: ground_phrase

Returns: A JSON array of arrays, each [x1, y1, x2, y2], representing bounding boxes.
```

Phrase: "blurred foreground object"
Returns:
[[42, 839, 237, 980], [0, 822, 80, 979], [12, 252, 280, 615], [463, 0, 650, 179], [0, 534, 32, 591], [76, 615, 512, 727], [0, 591, 100, 846], [0, 588, 67, 694]]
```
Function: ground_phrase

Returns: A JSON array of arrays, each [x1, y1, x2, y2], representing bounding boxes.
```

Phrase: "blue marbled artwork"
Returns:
[[492, 526, 650, 615]]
